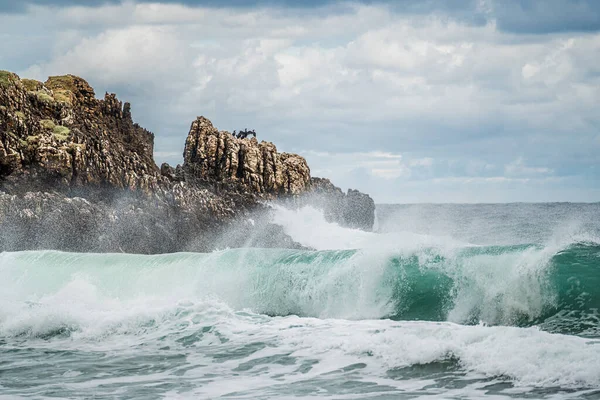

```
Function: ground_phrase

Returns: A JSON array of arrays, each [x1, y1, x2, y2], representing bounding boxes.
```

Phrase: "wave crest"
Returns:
[[1, 241, 598, 337]]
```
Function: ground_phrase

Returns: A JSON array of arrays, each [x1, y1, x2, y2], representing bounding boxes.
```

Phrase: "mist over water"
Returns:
[[1, 203, 599, 399], [376, 203, 600, 246]]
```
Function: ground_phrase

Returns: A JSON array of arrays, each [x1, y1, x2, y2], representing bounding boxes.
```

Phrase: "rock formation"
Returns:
[[182, 116, 310, 195], [0, 70, 374, 253], [308, 177, 376, 231], [0, 71, 159, 194]]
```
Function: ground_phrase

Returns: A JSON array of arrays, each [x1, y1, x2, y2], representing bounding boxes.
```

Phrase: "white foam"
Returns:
[[1, 250, 599, 397], [0, 238, 570, 332], [269, 205, 373, 250], [0, 249, 397, 333], [9, 296, 598, 395], [267, 204, 589, 327], [269, 204, 470, 253], [175, 314, 600, 397], [445, 245, 558, 325]]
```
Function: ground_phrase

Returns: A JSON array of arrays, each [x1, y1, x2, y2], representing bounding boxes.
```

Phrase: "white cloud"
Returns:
[[370, 168, 410, 180], [24, 25, 194, 94], [409, 158, 434, 167], [302, 150, 415, 183], [505, 157, 553, 177], [19, 3, 600, 129], [522, 63, 541, 79], [4, 2, 599, 202]]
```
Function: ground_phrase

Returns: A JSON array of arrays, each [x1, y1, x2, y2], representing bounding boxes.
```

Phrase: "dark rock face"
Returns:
[[308, 177, 376, 231], [0, 187, 306, 254], [344, 189, 376, 231], [0, 72, 159, 193], [0, 71, 374, 253], [160, 163, 184, 182]]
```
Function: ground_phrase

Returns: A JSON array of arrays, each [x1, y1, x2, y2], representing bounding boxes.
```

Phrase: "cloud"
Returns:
[[505, 157, 552, 177], [1, 1, 599, 202], [409, 158, 434, 167], [302, 150, 414, 183], [3, 0, 599, 34], [26, 25, 193, 87], [491, 0, 600, 34]]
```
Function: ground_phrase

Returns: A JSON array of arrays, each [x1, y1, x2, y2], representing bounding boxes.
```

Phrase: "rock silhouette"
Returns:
[[236, 129, 256, 139]]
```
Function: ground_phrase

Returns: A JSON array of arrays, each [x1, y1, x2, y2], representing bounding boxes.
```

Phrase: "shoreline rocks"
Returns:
[[0, 71, 375, 253], [0, 72, 159, 194], [306, 177, 376, 231], [182, 116, 311, 196]]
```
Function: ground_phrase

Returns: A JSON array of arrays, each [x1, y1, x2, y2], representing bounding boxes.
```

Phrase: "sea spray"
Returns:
[[1, 240, 599, 336], [1, 203, 600, 399]]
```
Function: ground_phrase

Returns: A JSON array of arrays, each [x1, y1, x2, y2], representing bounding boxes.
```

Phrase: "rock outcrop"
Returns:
[[182, 116, 310, 195], [308, 177, 376, 231], [0, 185, 303, 253], [0, 71, 159, 194], [0, 70, 374, 253]]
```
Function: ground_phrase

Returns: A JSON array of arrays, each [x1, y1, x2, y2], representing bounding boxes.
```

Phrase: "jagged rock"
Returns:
[[183, 116, 311, 195], [160, 162, 184, 182], [344, 188, 376, 231], [308, 177, 375, 231], [0, 70, 375, 253], [0, 186, 307, 253], [0, 72, 159, 193]]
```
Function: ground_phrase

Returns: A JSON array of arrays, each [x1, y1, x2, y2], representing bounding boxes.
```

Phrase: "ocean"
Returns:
[[1, 203, 599, 399]]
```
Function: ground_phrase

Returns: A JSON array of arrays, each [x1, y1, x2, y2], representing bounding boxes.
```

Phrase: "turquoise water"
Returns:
[[1, 204, 600, 399]]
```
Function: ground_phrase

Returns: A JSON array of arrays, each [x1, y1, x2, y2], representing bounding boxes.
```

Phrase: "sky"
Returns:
[[1, 0, 599, 203]]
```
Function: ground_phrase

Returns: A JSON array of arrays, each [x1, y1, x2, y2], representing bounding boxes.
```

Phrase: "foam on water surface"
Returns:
[[1, 203, 599, 398], [1, 295, 600, 398]]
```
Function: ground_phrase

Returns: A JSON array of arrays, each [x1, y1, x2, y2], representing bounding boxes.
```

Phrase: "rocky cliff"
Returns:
[[0, 71, 159, 194], [182, 117, 310, 195], [308, 177, 376, 231], [0, 71, 374, 253]]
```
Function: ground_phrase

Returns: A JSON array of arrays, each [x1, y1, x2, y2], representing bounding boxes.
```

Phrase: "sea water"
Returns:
[[1, 203, 599, 399]]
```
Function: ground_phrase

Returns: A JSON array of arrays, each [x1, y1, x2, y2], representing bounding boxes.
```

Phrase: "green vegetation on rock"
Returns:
[[52, 125, 71, 141], [20, 135, 40, 149], [53, 125, 70, 135], [0, 70, 16, 87], [52, 89, 73, 105], [45, 75, 78, 92], [39, 119, 71, 140], [26, 135, 39, 144], [40, 119, 56, 130], [38, 76, 77, 105], [22, 79, 42, 92], [15, 111, 26, 121], [34, 90, 54, 104]]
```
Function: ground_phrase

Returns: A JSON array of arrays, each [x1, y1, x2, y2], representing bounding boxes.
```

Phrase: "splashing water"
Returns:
[[1, 203, 600, 399]]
